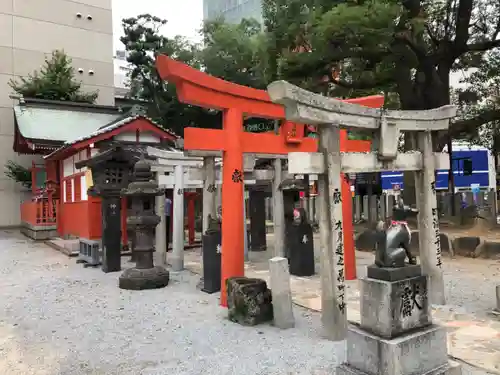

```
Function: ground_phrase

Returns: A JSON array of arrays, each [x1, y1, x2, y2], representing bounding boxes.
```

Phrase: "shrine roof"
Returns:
[[44, 115, 179, 160], [64, 114, 177, 146], [14, 104, 122, 143]]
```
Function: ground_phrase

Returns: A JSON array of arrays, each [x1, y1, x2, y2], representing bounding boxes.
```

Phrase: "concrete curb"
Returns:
[[409, 231, 454, 257], [44, 240, 79, 257], [354, 228, 500, 259], [452, 236, 481, 257], [354, 229, 455, 257]]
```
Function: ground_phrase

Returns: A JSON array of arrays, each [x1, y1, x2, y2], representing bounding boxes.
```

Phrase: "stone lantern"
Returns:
[[75, 145, 136, 273], [119, 155, 169, 290]]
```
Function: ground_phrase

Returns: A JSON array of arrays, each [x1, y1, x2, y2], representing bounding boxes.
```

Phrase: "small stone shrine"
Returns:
[[119, 155, 170, 290], [226, 277, 273, 326]]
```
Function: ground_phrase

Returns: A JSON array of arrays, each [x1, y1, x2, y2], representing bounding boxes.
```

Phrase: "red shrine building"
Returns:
[[16, 98, 178, 241]]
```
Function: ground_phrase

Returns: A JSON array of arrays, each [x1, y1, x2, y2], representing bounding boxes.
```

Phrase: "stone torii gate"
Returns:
[[147, 149, 203, 270], [268, 80, 457, 340], [156, 54, 384, 306], [148, 146, 259, 270]]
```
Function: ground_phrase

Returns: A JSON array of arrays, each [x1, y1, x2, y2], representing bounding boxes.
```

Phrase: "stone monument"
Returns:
[[119, 155, 170, 290], [336, 267, 460, 375], [337, 205, 458, 374]]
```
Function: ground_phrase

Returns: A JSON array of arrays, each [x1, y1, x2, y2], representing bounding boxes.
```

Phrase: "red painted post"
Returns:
[[220, 108, 245, 306], [155, 54, 383, 304]]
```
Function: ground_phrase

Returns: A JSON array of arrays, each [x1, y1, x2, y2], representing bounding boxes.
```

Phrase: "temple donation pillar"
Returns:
[[101, 194, 123, 273], [249, 188, 267, 252]]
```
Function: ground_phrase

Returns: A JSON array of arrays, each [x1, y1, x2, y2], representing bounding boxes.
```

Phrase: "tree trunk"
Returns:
[[400, 64, 451, 206]]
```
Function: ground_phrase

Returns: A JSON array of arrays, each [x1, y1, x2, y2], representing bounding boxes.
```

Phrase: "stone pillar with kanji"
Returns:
[[119, 155, 170, 290]]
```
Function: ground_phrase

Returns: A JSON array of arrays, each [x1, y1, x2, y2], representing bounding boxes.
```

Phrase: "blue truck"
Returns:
[[381, 142, 496, 192]]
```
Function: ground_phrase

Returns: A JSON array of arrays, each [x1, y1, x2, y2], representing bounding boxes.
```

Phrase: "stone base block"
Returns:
[[118, 266, 170, 290], [343, 324, 450, 375], [337, 360, 462, 375], [360, 275, 431, 338], [21, 224, 58, 241], [226, 277, 273, 326], [367, 264, 421, 281]]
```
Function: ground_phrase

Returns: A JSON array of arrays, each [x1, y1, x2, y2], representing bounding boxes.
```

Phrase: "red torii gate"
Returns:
[[156, 55, 384, 306]]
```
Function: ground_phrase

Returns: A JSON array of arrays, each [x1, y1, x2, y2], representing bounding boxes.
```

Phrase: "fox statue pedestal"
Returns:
[[337, 266, 461, 375]]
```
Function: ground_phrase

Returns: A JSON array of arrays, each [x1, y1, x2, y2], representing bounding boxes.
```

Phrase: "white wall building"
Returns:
[[0, 0, 114, 227]]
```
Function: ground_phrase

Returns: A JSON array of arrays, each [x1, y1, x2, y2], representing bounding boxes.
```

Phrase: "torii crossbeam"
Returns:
[[156, 55, 384, 306]]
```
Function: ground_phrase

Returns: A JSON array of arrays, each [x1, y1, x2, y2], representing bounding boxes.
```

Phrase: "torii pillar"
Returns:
[[156, 55, 383, 306]]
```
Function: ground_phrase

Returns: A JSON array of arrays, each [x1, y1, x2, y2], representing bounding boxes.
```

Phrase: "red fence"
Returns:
[[21, 199, 59, 226]]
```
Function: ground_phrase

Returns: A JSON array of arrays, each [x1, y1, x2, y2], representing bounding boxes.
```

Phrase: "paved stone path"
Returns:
[[185, 233, 500, 375]]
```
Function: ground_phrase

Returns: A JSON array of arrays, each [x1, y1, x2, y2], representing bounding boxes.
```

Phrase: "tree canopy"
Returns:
[[121, 2, 500, 145], [120, 14, 270, 135], [9, 50, 98, 103], [266, 0, 500, 138]]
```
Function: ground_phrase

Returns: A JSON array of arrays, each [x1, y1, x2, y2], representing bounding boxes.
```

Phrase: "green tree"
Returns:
[[264, 0, 500, 133], [120, 14, 270, 135], [200, 18, 267, 89], [120, 14, 214, 135], [9, 50, 98, 103], [262, 0, 500, 206], [4, 161, 31, 189], [454, 50, 500, 172]]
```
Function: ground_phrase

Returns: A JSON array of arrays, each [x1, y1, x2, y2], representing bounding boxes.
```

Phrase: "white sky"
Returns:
[[112, 0, 203, 52]]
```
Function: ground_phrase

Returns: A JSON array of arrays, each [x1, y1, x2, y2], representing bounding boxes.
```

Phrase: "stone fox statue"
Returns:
[[374, 198, 419, 268]]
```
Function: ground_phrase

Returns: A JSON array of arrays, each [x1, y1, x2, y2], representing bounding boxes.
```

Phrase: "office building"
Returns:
[[203, 0, 263, 24]]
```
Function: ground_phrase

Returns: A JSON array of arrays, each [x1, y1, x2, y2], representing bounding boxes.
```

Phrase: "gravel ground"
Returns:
[[0, 230, 494, 375], [0, 231, 344, 375], [442, 256, 500, 317]]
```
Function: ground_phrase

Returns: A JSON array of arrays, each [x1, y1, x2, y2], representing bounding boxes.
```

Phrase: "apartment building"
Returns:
[[203, 0, 263, 24], [0, 0, 114, 227]]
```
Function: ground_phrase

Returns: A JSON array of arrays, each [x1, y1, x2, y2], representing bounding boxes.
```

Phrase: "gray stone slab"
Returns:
[[360, 275, 431, 339], [337, 360, 462, 375], [452, 236, 480, 255], [367, 264, 422, 282], [409, 231, 452, 255], [269, 257, 295, 329], [343, 324, 448, 375], [481, 241, 500, 259]]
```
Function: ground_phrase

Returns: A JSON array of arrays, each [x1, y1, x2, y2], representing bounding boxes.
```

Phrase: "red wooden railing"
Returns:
[[21, 199, 59, 227]]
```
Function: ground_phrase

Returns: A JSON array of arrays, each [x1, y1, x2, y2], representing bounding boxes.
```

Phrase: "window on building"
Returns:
[[35, 170, 46, 189], [463, 158, 473, 176], [65, 180, 72, 202], [74, 177, 82, 202]]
